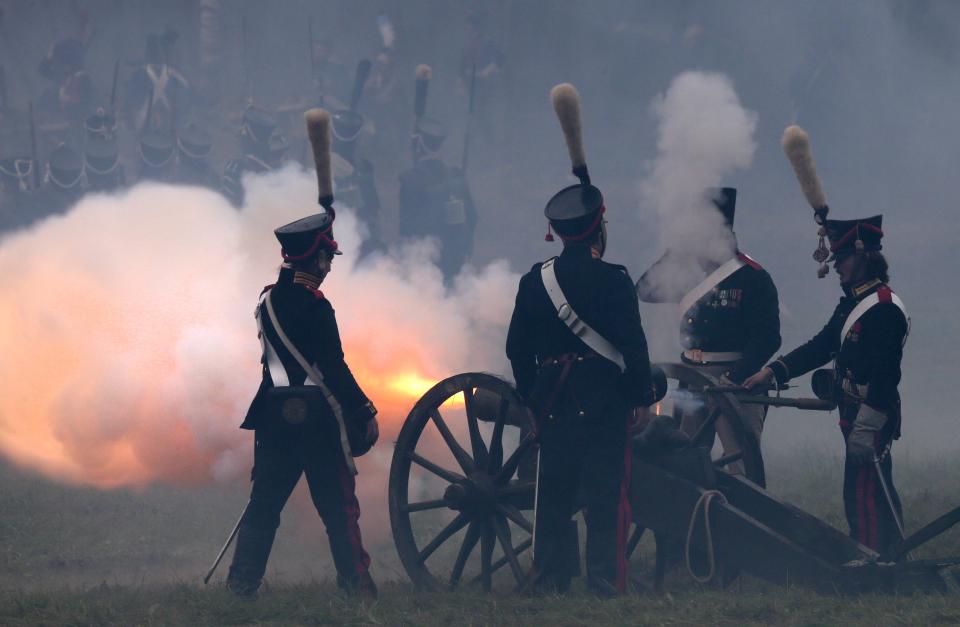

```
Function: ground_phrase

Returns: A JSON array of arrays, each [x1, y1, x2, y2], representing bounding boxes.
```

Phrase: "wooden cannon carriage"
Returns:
[[387, 363, 960, 594]]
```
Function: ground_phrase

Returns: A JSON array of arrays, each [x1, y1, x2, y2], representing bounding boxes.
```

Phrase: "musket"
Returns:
[[702, 386, 836, 411], [461, 63, 476, 172], [203, 499, 250, 584], [28, 101, 40, 190], [109, 59, 120, 111]]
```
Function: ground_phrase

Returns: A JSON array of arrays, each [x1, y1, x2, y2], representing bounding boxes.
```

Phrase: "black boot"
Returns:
[[337, 571, 378, 598], [226, 522, 277, 598]]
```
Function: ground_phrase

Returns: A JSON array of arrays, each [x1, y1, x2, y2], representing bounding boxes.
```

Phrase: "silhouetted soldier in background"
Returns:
[[398, 65, 477, 281], [330, 60, 383, 257]]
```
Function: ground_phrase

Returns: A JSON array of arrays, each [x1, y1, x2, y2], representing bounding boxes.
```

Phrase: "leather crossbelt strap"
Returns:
[[262, 290, 357, 475], [682, 349, 743, 365], [540, 258, 626, 372], [840, 288, 910, 348], [678, 256, 746, 319]]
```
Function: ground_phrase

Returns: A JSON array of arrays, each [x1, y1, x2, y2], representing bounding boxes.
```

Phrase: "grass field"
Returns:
[[3, 450, 960, 625]]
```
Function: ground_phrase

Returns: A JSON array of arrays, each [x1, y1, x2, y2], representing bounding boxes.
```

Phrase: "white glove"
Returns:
[[847, 404, 886, 465]]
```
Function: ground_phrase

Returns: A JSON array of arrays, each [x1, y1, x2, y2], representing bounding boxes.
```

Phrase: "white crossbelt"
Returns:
[[257, 290, 357, 475], [678, 256, 746, 319], [840, 291, 910, 348], [540, 258, 626, 371]]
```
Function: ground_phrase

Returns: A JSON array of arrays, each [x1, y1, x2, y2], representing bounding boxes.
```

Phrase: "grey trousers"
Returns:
[[678, 363, 766, 475]]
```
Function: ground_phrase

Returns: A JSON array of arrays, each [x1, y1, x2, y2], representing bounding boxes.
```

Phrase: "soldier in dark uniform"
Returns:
[[398, 66, 477, 281], [637, 187, 781, 473], [328, 60, 383, 257], [507, 84, 656, 596], [137, 129, 175, 182], [84, 135, 126, 192], [745, 216, 907, 554], [174, 121, 219, 189], [221, 107, 282, 208], [125, 33, 190, 134], [331, 109, 383, 256], [37, 38, 95, 129], [227, 109, 379, 598]]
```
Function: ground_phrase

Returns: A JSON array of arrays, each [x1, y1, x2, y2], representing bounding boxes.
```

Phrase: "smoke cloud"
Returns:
[[0, 167, 519, 490], [638, 71, 757, 303]]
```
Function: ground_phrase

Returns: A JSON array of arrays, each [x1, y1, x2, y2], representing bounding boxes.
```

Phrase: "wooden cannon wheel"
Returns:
[[656, 362, 765, 486], [388, 373, 537, 591]]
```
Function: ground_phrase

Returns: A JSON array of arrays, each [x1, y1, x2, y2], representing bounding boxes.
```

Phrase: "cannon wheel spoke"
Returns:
[[479, 523, 494, 591], [495, 432, 535, 485], [497, 503, 533, 534], [449, 521, 482, 589], [493, 514, 526, 584], [430, 408, 476, 475], [487, 397, 509, 473], [418, 513, 470, 564], [463, 387, 489, 470], [409, 452, 464, 485], [404, 498, 456, 513], [470, 538, 533, 585]]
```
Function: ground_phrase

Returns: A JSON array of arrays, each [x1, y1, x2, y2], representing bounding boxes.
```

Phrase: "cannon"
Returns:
[[388, 363, 960, 594]]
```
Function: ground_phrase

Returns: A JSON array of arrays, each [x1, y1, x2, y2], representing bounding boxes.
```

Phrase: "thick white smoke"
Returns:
[[639, 71, 758, 303], [0, 165, 519, 492]]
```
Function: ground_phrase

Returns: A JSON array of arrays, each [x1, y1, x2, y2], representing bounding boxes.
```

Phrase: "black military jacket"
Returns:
[[768, 278, 907, 422], [241, 267, 372, 430], [398, 157, 477, 243], [506, 246, 654, 414], [680, 254, 781, 383]]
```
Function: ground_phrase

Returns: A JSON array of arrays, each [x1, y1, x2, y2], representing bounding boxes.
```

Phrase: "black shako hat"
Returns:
[[85, 135, 120, 174], [241, 107, 276, 145], [139, 130, 175, 167], [414, 117, 446, 152], [275, 212, 342, 260], [331, 110, 364, 143], [825, 214, 883, 261], [544, 183, 605, 242], [177, 121, 213, 159], [710, 187, 736, 227]]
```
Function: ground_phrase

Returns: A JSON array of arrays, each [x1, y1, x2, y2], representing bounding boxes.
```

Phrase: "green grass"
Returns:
[[3, 453, 960, 625], [4, 583, 960, 626]]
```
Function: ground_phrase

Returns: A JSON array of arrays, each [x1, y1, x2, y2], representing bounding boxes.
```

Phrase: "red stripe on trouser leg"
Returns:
[[857, 467, 867, 545], [866, 469, 878, 550], [615, 417, 632, 594], [336, 455, 371, 576]]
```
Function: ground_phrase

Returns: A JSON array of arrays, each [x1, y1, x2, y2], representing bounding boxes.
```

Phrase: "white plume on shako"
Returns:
[[0, 166, 519, 489]]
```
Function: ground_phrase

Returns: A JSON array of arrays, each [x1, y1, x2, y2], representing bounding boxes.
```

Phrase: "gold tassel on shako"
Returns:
[[781, 125, 832, 278]]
